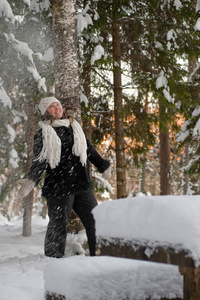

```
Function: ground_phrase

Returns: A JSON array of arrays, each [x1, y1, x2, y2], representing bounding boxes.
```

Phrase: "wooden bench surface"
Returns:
[[98, 236, 196, 268]]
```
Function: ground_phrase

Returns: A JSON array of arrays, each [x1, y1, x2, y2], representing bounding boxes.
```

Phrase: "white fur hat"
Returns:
[[38, 97, 61, 115]]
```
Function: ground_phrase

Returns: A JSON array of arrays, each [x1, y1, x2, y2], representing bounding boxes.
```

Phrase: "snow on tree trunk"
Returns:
[[22, 98, 35, 237], [52, 0, 80, 110], [112, 21, 127, 199]]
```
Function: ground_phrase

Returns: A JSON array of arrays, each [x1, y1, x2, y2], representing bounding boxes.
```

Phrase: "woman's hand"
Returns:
[[102, 166, 111, 180], [18, 178, 35, 198]]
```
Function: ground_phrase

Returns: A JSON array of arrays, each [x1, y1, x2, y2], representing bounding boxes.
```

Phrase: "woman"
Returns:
[[19, 96, 111, 258]]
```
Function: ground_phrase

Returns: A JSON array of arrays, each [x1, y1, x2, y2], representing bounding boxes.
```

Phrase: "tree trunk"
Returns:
[[141, 93, 149, 194], [51, 0, 82, 231], [183, 142, 189, 195], [141, 158, 147, 194], [82, 42, 92, 179], [22, 97, 35, 237], [82, 44, 92, 142], [182, 60, 198, 195], [52, 0, 80, 110], [159, 99, 171, 195], [112, 19, 126, 198], [23, 190, 34, 237]]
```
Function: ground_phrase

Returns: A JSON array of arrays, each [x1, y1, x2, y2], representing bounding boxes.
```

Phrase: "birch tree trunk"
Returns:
[[112, 19, 127, 198], [23, 97, 35, 237], [52, 0, 80, 110]]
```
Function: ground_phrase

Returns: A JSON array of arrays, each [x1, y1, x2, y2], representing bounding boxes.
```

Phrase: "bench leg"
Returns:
[[179, 266, 200, 300], [45, 292, 66, 300]]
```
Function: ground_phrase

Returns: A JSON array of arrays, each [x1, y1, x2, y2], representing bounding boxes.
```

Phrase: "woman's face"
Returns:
[[47, 102, 63, 119]]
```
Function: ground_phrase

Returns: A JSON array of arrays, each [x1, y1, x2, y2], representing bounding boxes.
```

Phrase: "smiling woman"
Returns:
[[38, 97, 61, 116], [18, 96, 111, 258], [47, 102, 63, 119]]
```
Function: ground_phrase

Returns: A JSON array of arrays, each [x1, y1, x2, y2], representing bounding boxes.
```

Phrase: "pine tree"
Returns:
[[118, 0, 199, 195], [0, 0, 52, 232]]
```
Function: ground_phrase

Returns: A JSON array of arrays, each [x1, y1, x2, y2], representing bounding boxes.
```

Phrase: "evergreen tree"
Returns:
[[119, 0, 199, 195], [0, 0, 52, 232]]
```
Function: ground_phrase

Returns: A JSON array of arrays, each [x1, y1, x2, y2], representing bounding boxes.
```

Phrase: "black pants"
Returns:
[[44, 190, 98, 258]]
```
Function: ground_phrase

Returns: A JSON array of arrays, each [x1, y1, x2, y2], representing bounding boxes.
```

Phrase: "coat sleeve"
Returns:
[[26, 129, 47, 185], [86, 138, 110, 173]]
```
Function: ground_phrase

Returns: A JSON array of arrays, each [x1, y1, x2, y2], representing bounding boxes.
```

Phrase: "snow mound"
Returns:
[[44, 256, 182, 300], [93, 195, 200, 266]]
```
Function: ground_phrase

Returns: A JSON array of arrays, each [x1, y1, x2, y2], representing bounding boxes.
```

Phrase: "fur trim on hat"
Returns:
[[38, 97, 61, 115]]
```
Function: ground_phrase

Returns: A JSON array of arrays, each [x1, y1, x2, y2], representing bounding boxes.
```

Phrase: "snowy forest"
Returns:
[[2, 1, 200, 299], [1, 0, 200, 225]]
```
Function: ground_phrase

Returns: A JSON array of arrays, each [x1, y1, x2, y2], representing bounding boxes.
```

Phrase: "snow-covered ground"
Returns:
[[0, 214, 87, 300], [0, 202, 183, 300]]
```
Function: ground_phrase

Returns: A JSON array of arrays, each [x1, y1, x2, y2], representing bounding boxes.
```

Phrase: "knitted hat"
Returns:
[[38, 97, 61, 115]]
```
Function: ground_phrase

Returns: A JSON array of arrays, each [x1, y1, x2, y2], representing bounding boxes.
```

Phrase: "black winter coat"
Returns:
[[27, 125, 110, 199]]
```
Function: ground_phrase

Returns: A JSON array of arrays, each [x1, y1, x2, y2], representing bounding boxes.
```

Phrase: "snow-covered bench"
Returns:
[[44, 255, 182, 300], [92, 195, 200, 300], [93, 195, 200, 267], [44, 195, 200, 300]]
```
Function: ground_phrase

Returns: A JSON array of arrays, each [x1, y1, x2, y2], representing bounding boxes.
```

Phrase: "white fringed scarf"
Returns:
[[37, 119, 87, 169]]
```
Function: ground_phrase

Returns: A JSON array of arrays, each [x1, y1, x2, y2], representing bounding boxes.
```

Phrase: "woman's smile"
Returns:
[[47, 102, 63, 119]]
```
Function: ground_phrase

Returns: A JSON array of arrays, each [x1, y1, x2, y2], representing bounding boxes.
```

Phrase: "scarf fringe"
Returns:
[[71, 120, 87, 167], [37, 119, 87, 169]]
